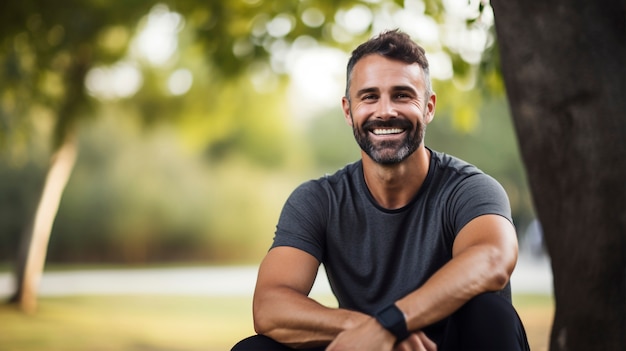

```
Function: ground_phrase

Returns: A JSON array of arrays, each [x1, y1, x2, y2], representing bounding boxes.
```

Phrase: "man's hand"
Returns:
[[326, 317, 394, 351], [326, 317, 436, 351], [394, 332, 437, 351]]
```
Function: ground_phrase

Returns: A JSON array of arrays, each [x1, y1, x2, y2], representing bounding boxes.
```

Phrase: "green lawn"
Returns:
[[0, 294, 553, 351]]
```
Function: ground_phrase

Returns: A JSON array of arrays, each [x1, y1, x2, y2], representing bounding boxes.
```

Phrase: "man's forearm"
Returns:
[[396, 243, 512, 332], [253, 286, 369, 348], [395, 215, 517, 333]]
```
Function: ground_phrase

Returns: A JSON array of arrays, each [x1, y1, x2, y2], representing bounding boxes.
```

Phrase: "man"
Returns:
[[233, 30, 529, 351]]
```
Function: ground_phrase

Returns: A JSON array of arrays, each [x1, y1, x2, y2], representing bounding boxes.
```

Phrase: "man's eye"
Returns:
[[363, 95, 377, 100]]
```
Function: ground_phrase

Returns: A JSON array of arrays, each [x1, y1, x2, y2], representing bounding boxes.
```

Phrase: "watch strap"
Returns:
[[374, 303, 410, 343]]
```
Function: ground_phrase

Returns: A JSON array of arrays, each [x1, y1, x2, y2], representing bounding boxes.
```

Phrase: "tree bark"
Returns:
[[491, 0, 626, 350], [9, 134, 78, 313]]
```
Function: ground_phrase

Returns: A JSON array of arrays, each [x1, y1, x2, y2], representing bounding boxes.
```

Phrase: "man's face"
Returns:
[[342, 54, 436, 165]]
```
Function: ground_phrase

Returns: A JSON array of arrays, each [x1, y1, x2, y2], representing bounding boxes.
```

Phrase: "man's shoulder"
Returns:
[[426, 148, 504, 195], [313, 160, 362, 187], [429, 148, 484, 177], [291, 161, 362, 199]]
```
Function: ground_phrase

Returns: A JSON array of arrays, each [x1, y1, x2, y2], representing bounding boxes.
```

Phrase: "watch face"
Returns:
[[376, 304, 409, 341], [380, 307, 400, 324]]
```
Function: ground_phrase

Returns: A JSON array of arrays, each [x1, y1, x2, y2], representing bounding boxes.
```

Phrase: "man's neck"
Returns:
[[362, 147, 431, 210]]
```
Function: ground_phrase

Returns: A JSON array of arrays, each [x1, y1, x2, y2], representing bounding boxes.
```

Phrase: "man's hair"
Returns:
[[345, 29, 432, 99]]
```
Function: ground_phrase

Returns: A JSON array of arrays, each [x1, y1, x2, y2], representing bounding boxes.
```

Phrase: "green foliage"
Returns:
[[0, 87, 533, 265], [0, 0, 534, 265], [46, 111, 299, 264], [304, 107, 361, 172], [0, 0, 501, 149], [49, 114, 214, 262], [0, 159, 45, 262], [0, 0, 154, 147]]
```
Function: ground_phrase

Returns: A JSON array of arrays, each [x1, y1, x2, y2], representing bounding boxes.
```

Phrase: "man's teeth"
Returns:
[[372, 128, 404, 135]]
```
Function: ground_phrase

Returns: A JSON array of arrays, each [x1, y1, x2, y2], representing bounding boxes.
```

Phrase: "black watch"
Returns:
[[374, 303, 410, 343]]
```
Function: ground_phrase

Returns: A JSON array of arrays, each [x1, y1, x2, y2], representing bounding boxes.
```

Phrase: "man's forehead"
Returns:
[[350, 55, 425, 88]]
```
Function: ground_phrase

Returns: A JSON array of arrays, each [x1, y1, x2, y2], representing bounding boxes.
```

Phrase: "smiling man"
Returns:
[[232, 30, 530, 351]]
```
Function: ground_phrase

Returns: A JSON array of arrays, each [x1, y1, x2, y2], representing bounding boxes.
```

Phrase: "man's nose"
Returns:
[[375, 96, 397, 119]]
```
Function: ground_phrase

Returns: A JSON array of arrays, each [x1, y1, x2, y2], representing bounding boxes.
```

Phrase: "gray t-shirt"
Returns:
[[271, 149, 513, 315]]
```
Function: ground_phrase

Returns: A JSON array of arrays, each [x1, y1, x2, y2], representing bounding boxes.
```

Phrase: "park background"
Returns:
[[0, 1, 553, 350]]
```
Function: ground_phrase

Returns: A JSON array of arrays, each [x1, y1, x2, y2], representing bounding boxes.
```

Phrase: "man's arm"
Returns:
[[396, 214, 518, 331], [327, 214, 517, 350], [252, 246, 369, 348]]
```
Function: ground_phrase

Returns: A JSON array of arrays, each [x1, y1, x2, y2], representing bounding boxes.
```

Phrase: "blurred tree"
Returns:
[[0, 0, 155, 313], [491, 0, 625, 350]]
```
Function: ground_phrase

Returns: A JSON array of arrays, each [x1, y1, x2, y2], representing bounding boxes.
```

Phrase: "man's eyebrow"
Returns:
[[391, 85, 418, 94], [355, 86, 418, 97], [355, 87, 379, 96]]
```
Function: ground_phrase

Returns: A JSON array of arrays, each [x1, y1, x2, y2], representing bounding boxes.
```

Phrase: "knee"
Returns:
[[455, 293, 519, 331], [231, 335, 294, 351], [462, 293, 510, 315], [445, 293, 529, 351]]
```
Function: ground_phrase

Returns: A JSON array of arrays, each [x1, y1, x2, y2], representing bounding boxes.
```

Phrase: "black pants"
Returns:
[[231, 293, 530, 351]]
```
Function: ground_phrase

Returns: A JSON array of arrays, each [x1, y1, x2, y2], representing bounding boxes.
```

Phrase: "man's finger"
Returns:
[[394, 332, 437, 351], [416, 331, 437, 351]]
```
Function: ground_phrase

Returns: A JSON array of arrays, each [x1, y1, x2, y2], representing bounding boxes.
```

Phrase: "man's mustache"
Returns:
[[361, 118, 414, 131]]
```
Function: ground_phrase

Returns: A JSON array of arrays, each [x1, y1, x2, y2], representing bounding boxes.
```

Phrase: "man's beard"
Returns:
[[351, 113, 425, 165]]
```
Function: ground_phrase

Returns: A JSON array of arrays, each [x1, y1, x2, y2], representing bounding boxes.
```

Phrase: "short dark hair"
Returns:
[[345, 29, 432, 98]]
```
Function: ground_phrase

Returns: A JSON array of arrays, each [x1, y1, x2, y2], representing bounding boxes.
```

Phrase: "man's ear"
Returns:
[[342, 96, 353, 126], [425, 92, 436, 124]]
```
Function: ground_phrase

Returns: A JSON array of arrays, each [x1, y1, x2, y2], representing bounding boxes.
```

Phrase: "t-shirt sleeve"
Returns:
[[448, 173, 513, 235], [270, 180, 328, 262]]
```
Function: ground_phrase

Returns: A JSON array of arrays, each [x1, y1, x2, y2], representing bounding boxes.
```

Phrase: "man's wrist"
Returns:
[[374, 303, 410, 343]]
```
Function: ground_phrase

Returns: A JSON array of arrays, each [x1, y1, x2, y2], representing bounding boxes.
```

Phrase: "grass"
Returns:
[[514, 294, 554, 351], [0, 293, 553, 351]]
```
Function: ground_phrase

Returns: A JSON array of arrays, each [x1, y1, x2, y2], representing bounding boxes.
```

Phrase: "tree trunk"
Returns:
[[9, 134, 78, 313], [491, 0, 626, 350]]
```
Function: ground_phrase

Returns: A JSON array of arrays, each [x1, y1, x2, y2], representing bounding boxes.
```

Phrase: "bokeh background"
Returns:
[[0, 1, 551, 350], [0, 0, 540, 266]]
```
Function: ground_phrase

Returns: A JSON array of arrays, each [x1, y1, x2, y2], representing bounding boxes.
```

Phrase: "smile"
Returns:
[[371, 128, 404, 135]]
